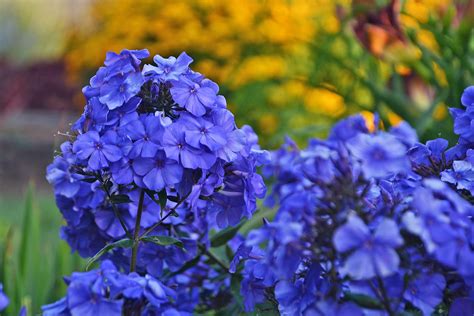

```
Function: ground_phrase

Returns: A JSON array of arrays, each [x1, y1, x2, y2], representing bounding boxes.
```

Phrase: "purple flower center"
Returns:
[[155, 159, 165, 169], [371, 147, 386, 161], [363, 239, 374, 250], [190, 83, 200, 94]]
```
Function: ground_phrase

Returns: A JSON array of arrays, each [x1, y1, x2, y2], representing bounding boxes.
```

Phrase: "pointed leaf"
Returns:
[[85, 238, 133, 270], [158, 189, 168, 210], [110, 194, 132, 204], [166, 255, 201, 278], [210, 219, 245, 248], [140, 235, 184, 249], [343, 292, 383, 310]]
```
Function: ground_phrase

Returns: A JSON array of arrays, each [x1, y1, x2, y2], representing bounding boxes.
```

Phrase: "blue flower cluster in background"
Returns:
[[45, 49, 267, 315], [232, 86, 474, 315]]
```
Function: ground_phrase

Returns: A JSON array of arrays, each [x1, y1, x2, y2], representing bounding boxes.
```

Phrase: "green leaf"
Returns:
[[140, 235, 184, 249], [82, 177, 98, 183], [343, 292, 384, 310], [167, 195, 180, 203], [210, 219, 245, 248], [85, 238, 134, 270], [19, 184, 34, 278], [166, 254, 201, 278], [158, 189, 168, 210], [230, 274, 244, 310], [110, 194, 132, 204]]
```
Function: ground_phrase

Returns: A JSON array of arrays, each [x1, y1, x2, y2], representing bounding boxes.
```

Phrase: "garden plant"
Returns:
[[0, 48, 473, 315]]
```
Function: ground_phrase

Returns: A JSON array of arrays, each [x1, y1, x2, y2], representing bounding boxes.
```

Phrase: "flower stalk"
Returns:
[[130, 189, 145, 273]]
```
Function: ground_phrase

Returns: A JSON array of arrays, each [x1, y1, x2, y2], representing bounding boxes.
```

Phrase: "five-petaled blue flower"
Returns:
[[333, 215, 403, 279]]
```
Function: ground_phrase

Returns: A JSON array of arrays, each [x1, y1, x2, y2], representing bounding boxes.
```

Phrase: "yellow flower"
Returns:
[[433, 103, 447, 120], [360, 111, 376, 132], [432, 62, 447, 86], [304, 88, 345, 117], [259, 113, 279, 135], [231, 56, 286, 88], [387, 112, 403, 127]]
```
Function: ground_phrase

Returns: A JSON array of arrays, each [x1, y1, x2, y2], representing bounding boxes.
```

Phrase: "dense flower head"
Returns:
[[41, 260, 182, 316], [234, 90, 474, 315], [45, 49, 267, 314]]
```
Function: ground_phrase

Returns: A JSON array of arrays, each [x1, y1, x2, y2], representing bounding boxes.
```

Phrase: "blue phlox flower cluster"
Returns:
[[234, 88, 474, 316], [45, 49, 268, 315]]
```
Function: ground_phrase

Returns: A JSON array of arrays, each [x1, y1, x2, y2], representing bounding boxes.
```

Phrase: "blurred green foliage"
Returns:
[[305, 1, 474, 144], [0, 185, 83, 315]]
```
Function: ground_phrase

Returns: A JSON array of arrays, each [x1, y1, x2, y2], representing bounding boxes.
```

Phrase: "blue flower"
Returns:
[[67, 282, 123, 316], [441, 160, 474, 193], [106, 96, 141, 126], [333, 215, 403, 279], [104, 49, 149, 76], [390, 121, 418, 147], [42, 260, 179, 316], [162, 124, 216, 169], [143, 52, 193, 81], [211, 109, 245, 162], [72, 97, 109, 132], [170, 77, 217, 116], [46, 156, 82, 198], [347, 132, 410, 179], [403, 180, 474, 274], [312, 300, 363, 316], [133, 151, 183, 191], [60, 213, 108, 257], [121, 115, 163, 159], [450, 298, 474, 316], [73, 131, 122, 170], [182, 114, 227, 151], [209, 160, 266, 228], [42, 297, 69, 316], [450, 87, 474, 143], [0, 283, 9, 312], [328, 114, 368, 142], [229, 243, 253, 274], [110, 158, 135, 185], [408, 138, 454, 175], [94, 206, 131, 238], [403, 273, 445, 316], [461, 85, 474, 107], [241, 260, 275, 312], [122, 273, 175, 308], [99, 72, 145, 110]]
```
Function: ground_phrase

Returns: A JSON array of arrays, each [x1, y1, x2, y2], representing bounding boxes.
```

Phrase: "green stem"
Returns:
[[374, 276, 395, 316], [130, 190, 145, 273], [139, 191, 191, 238], [199, 245, 229, 271], [99, 176, 132, 239]]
